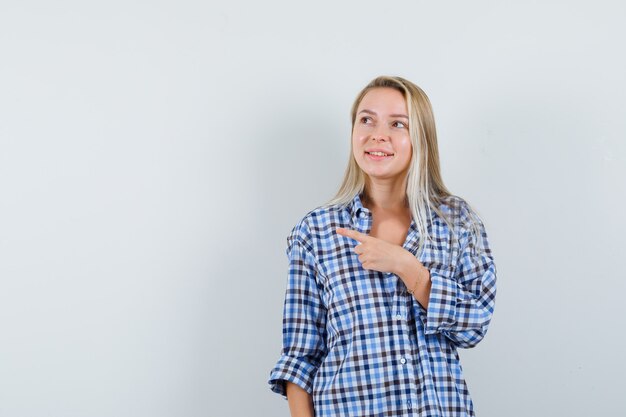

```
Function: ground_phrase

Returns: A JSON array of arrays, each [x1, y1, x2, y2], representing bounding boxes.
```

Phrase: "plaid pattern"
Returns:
[[269, 193, 497, 416]]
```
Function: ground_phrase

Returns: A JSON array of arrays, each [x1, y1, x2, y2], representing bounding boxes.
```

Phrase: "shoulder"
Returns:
[[437, 195, 491, 254], [436, 194, 483, 230]]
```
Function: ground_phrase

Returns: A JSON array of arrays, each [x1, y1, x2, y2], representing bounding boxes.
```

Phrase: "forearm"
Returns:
[[395, 251, 431, 309], [286, 381, 315, 417], [421, 262, 497, 347]]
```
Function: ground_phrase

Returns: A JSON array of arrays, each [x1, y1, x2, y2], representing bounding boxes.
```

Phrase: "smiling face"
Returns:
[[352, 87, 413, 184]]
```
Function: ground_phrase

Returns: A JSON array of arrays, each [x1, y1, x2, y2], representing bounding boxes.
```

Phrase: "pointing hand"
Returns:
[[335, 227, 410, 274]]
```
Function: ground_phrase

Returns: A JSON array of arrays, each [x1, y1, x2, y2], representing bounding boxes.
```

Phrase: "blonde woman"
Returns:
[[268, 76, 497, 417]]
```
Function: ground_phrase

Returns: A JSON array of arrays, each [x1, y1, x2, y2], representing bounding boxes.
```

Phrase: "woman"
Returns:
[[268, 76, 497, 417]]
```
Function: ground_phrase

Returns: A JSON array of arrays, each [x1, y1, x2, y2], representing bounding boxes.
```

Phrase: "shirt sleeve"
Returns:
[[418, 206, 497, 349], [268, 221, 328, 398]]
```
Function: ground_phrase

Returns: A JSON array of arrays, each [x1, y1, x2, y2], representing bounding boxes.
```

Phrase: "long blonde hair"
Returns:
[[325, 75, 484, 255]]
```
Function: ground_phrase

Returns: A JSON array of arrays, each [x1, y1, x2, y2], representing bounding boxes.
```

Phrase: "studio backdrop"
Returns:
[[0, 1, 624, 416]]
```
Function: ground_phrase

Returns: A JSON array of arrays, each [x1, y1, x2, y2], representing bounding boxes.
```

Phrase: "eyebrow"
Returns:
[[358, 109, 409, 119]]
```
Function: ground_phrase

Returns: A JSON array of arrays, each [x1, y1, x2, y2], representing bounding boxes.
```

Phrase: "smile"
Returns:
[[365, 151, 394, 160]]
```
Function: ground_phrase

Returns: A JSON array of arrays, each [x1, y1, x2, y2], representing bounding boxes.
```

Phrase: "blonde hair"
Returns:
[[324, 75, 484, 256]]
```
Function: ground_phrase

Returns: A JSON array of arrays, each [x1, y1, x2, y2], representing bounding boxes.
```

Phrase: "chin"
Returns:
[[364, 171, 400, 180]]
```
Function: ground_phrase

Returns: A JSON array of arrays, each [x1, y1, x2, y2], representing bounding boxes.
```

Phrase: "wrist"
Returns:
[[396, 250, 426, 282]]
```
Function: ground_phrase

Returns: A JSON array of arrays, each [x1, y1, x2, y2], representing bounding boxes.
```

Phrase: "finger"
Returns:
[[336, 227, 368, 243]]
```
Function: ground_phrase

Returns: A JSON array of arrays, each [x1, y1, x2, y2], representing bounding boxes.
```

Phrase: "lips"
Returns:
[[365, 147, 394, 159], [365, 151, 394, 161], [365, 151, 393, 157]]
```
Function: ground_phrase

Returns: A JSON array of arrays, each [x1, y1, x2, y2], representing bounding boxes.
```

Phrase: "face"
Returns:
[[352, 87, 412, 183]]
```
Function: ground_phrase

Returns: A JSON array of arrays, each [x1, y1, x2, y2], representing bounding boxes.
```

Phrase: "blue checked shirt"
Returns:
[[268, 193, 497, 416]]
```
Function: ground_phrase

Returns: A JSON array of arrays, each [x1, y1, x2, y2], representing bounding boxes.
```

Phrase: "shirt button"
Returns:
[[400, 357, 407, 364], [396, 313, 402, 320]]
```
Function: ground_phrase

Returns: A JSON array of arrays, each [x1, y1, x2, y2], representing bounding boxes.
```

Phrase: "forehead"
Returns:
[[357, 87, 407, 114]]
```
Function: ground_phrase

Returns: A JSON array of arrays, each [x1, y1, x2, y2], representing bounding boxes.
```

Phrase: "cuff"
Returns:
[[268, 353, 318, 399], [418, 264, 459, 335]]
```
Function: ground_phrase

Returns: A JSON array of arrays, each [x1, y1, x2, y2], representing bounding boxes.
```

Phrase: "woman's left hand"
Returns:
[[336, 227, 415, 275]]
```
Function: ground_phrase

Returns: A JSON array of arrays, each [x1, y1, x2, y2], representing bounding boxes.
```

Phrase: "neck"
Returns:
[[362, 176, 408, 211]]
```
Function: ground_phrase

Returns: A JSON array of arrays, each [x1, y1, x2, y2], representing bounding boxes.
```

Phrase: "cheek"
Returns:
[[352, 126, 366, 142], [399, 139, 413, 164]]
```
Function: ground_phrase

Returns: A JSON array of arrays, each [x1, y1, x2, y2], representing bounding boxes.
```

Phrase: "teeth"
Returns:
[[368, 151, 391, 157]]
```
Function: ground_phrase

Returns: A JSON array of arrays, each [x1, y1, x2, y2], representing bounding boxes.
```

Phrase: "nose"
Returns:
[[371, 125, 390, 142], [371, 132, 389, 142], [370, 123, 391, 142]]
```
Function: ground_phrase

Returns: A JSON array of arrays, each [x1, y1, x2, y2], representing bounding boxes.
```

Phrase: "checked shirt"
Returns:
[[268, 193, 497, 416]]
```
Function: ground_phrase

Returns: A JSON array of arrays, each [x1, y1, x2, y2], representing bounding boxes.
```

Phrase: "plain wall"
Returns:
[[1, 1, 625, 416]]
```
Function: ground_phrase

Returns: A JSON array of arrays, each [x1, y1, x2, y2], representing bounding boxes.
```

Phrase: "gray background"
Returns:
[[1, 1, 625, 416]]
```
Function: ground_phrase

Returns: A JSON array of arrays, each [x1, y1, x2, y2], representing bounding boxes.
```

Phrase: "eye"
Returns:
[[360, 116, 373, 124], [393, 120, 408, 129]]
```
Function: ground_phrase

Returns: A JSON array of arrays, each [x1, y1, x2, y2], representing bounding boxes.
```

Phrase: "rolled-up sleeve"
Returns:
[[418, 209, 497, 349], [268, 222, 328, 398]]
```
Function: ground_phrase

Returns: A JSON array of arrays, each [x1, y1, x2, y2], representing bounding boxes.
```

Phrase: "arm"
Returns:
[[268, 221, 327, 408], [411, 213, 497, 349], [396, 255, 432, 310], [335, 218, 495, 349], [286, 381, 315, 417]]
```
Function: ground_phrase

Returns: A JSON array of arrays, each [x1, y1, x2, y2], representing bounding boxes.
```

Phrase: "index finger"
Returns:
[[335, 227, 369, 243]]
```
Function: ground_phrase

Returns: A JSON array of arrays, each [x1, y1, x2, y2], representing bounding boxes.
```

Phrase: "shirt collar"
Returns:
[[346, 192, 421, 254], [347, 193, 371, 226]]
